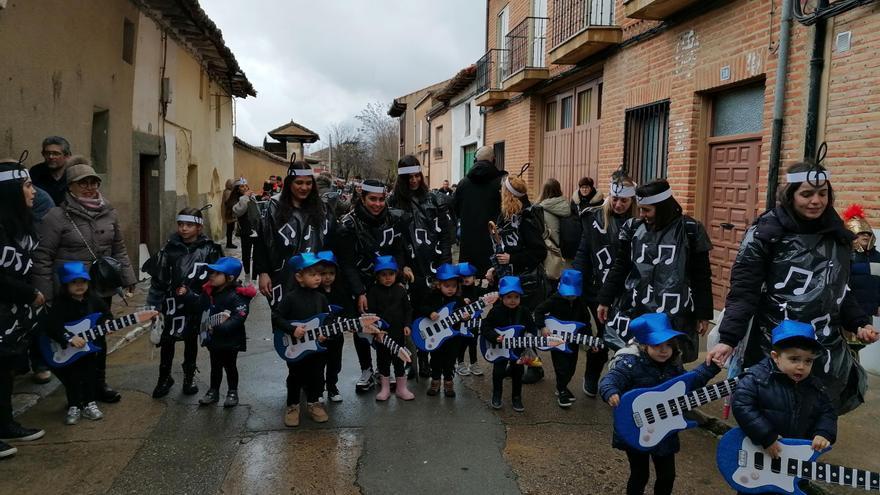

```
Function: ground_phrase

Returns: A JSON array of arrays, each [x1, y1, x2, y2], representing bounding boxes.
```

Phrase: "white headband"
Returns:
[[637, 188, 673, 205], [504, 177, 525, 198], [176, 215, 204, 225], [290, 168, 314, 177], [234, 177, 248, 186], [609, 181, 636, 198], [786, 170, 830, 184], [398, 165, 421, 175], [0, 169, 29, 183], [361, 183, 385, 194]]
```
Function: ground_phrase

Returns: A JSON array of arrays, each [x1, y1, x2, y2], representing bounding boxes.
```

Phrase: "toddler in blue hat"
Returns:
[[455, 262, 488, 377], [316, 251, 347, 404], [732, 320, 836, 467]]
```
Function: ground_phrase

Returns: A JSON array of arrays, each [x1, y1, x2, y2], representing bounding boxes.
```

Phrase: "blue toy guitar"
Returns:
[[536, 316, 604, 353], [40, 309, 158, 368], [478, 327, 562, 363], [411, 292, 498, 352], [717, 427, 880, 493], [273, 314, 411, 364], [457, 310, 482, 338], [614, 372, 738, 451]]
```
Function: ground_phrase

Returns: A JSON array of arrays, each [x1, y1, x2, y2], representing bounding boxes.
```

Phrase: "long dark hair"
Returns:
[[0, 159, 35, 241], [392, 154, 428, 202], [279, 160, 324, 227], [778, 161, 834, 212], [636, 179, 682, 230], [538, 178, 563, 203]]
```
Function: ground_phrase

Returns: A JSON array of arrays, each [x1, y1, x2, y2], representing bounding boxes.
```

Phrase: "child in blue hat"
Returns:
[[316, 251, 348, 403], [42, 262, 113, 425], [599, 313, 720, 495], [732, 320, 836, 481], [366, 255, 415, 401], [481, 276, 537, 412], [533, 269, 592, 408], [414, 262, 471, 397], [456, 262, 487, 377]]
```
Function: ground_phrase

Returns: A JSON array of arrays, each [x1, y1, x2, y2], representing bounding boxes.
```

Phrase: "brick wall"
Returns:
[[485, 95, 541, 193]]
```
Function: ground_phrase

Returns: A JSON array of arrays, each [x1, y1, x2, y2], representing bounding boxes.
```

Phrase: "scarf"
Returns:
[[71, 191, 105, 211]]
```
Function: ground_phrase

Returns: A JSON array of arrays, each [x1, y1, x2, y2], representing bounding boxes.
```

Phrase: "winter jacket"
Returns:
[[32, 187, 55, 226], [570, 189, 604, 216], [41, 292, 111, 347], [271, 285, 330, 335], [573, 208, 630, 303], [366, 283, 412, 341], [29, 161, 68, 206], [335, 202, 410, 298], [849, 248, 880, 319], [480, 303, 537, 355], [539, 196, 573, 279], [145, 233, 223, 342], [0, 227, 40, 358], [494, 206, 548, 276], [454, 160, 508, 274], [32, 193, 137, 301], [732, 358, 837, 449], [193, 281, 256, 352], [231, 193, 261, 240], [221, 179, 235, 223], [533, 292, 591, 329], [415, 289, 466, 320], [387, 190, 454, 280], [599, 350, 720, 456]]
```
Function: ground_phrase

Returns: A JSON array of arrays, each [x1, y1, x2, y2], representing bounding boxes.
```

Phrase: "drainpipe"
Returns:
[[765, 0, 794, 208], [803, 0, 829, 161]]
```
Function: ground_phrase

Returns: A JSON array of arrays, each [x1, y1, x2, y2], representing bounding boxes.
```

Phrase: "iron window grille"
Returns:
[[623, 100, 670, 184]]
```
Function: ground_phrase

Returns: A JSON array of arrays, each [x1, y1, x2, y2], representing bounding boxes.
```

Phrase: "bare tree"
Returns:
[[326, 122, 368, 181], [356, 101, 398, 183]]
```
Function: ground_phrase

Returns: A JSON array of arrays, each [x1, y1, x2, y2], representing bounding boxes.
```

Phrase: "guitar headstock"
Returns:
[[134, 309, 160, 322], [482, 292, 499, 305]]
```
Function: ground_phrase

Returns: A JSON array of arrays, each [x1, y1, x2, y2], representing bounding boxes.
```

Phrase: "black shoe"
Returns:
[[152, 376, 174, 399], [491, 390, 503, 410], [98, 383, 122, 403], [223, 390, 239, 408], [199, 389, 219, 405], [512, 396, 525, 413], [582, 376, 598, 398], [557, 389, 573, 408], [0, 423, 45, 442], [226, 243, 238, 249], [0, 440, 16, 458], [182, 366, 199, 396]]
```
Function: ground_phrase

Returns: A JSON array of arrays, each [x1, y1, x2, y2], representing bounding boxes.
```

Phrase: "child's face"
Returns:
[[177, 221, 201, 242], [377, 270, 397, 287], [646, 342, 674, 363], [296, 266, 323, 289], [461, 275, 476, 287], [67, 279, 89, 298], [439, 279, 459, 296], [771, 348, 817, 383], [501, 292, 521, 309], [208, 271, 229, 287], [321, 266, 337, 289]]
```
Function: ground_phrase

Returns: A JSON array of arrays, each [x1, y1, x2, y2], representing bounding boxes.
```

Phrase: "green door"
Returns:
[[463, 144, 477, 176]]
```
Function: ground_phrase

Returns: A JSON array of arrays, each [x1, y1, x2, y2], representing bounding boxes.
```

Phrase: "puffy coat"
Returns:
[[732, 358, 837, 449], [192, 281, 256, 352], [538, 195, 573, 280], [221, 179, 235, 223], [849, 248, 880, 319], [599, 349, 720, 456], [387, 190, 453, 281], [0, 227, 40, 358], [32, 193, 136, 301], [454, 160, 508, 274], [570, 189, 604, 215]]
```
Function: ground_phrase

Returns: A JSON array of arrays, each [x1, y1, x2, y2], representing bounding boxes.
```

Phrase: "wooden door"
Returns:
[[705, 136, 761, 308], [542, 79, 601, 193]]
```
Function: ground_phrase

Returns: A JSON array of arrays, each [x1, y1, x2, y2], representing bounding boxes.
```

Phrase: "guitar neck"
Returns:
[[684, 377, 738, 411], [449, 300, 485, 325], [79, 314, 139, 342], [377, 334, 406, 356], [569, 334, 604, 348], [501, 336, 550, 349], [302, 318, 363, 341], [784, 458, 880, 490]]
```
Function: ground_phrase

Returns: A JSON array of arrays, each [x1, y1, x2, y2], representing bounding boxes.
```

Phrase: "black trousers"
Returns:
[[55, 354, 98, 407], [0, 366, 15, 426], [209, 349, 239, 391], [240, 235, 254, 275], [225, 222, 236, 245], [95, 296, 114, 391], [492, 361, 523, 398], [353, 334, 374, 371], [457, 337, 478, 365], [159, 332, 198, 371], [286, 354, 323, 405], [585, 304, 609, 382], [551, 344, 579, 392], [376, 343, 405, 378], [28, 335, 48, 372], [323, 337, 344, 391], [625, 450, 676, 495], [430, 339, 459, 380]]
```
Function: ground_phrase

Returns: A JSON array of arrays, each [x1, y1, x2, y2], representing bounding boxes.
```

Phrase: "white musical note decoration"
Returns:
[[653, 245, 677, 266], [836, 285, 850, 306], [170, 315, 186, 336], [656, 293, 681, 315], [810, 313, 832, 338], [271, 284, 283, 306], [601, 269, 610, 283], [380, 228, 395, 247], [434, 217, 442, 233], [824, 348, 831, 374], [608, 313, 632, 338], [596, 247, 612, 270], [166, 297, 177, 316], [0, 246, 24, 272], [635, 244, 649, 263], [278, 224, 297, 247], [593, 220, 607, 235], [186, 262, 210, 280], [414, 228, 430, 245], [504, 232, 520, 246], [302, 225, 312, 241], [773, 267, 813, 296], [323, 218, 330, 235], [641, 286, 654, 304]]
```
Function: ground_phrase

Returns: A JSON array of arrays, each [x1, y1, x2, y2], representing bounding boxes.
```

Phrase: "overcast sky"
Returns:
[[201, 0, 486, 152]]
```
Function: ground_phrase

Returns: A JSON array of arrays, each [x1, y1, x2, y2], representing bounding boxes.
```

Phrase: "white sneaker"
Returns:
[[469, 363, 484, 376], [65, 406, 81, 425], [328, 389, 343, 403], [82, 402, 104, 421], [356, 369, 373, 387], [456, 363, 471, 376]]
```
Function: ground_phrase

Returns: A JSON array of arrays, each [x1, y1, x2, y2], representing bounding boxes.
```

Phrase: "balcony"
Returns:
[[474, 49, 514, 107], [623, 0, 703, 20], [503, 17, 550, 92], [548, 0, 622, 65]]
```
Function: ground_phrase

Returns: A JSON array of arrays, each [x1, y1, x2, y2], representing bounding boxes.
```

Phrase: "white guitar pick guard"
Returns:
[[632, 380, 689, 448]]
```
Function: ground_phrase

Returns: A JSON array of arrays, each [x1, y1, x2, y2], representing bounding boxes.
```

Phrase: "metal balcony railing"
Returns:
[[551, 0, 616, 49], [505, 17, 548, 75], [475, 48, 510, 94]]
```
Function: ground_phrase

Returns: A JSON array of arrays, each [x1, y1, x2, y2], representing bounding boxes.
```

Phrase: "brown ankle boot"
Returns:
[[444, 379, 456, 398], [427, 379, 441, 396]]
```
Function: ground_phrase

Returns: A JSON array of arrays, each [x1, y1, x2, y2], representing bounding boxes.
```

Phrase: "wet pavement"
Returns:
[[2, 290, 876, 494]]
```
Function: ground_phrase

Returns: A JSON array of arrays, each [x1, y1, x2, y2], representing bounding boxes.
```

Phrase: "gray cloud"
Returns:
[[201, 0, 485, 151]]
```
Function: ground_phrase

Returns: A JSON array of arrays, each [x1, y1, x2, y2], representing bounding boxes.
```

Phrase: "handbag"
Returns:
[[65, 212, 124, 294]]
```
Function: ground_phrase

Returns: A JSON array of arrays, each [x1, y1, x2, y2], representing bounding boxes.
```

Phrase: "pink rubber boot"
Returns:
[[375, 376, 391, 401], [394, 376, 415, 401]]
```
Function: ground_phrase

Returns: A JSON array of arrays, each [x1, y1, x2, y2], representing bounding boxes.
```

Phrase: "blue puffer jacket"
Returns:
[[599, 348, 720, 456], [732, 357, 837, 449]]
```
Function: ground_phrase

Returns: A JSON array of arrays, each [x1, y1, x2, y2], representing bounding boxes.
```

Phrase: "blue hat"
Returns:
[[316, 250, 337, 266], [498, 276, 523, 296], [435, 263, 460, 281], [557, 269, 583, 297], [206, 257, 243, 278], [457, 262, 478, 277], [771, 320, 823, 352], [289, 253, 322, 273], [374, 255, 398, 273], [629, 313, 685, 346], [58, 262, 91, 284]]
